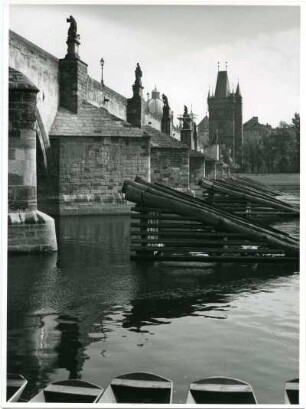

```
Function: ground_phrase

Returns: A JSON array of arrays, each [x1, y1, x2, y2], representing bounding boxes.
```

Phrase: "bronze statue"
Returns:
[[67, 15, 78, 40], [183, 105, 188, 116]]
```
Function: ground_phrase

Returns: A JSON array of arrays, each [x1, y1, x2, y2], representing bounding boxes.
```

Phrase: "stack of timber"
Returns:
[[199, 177, 299, 220], [230, 175, 283, 196], [123, 177, 299, 263]]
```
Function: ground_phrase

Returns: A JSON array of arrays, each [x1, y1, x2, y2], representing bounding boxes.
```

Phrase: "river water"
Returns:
[[7, 187, 299, 404]]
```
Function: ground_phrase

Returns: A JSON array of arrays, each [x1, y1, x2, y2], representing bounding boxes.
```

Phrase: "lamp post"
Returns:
[[100, 57, 104, 86]]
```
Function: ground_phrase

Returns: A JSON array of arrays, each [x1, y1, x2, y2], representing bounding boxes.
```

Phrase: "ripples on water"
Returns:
[[7, 189, 299, 404]]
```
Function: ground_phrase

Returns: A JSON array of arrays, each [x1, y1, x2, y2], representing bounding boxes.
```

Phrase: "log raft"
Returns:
[[123, 178, 299, 263], [199, 177, 299, 220]]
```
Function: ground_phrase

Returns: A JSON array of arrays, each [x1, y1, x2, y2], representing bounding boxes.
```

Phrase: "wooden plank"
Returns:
[[7, 380, 25, 388], [190, 383, 252, 393], [131, 231, 246, 238], [124, 180, 298, 253], [131, 213, 202, 221], [131, 222, 210, 229], [111, 379, 170, 389], [286, 383, 299, 391], [131, 239, 265, 245], [44, 385, 101, 396], [130, 254, 298, 263], [200, 178, 298, 213], [131, 247, 284, 254]]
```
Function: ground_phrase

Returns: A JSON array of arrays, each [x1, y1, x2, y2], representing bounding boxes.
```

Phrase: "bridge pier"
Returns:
[[8, 68, 57, 252]]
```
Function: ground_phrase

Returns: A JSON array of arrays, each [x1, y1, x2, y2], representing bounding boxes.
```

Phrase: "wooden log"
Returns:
[[131, 223, 211, 230], [130, 254, 298, 263], [215, 178, 299, 211], [231, 175, 283, 196], [123, 180, 299, 254], [200, 178, 299, 214], [131, 239, 264, 246], [131, 231, 246, 238], [131, 247, 284, 254]]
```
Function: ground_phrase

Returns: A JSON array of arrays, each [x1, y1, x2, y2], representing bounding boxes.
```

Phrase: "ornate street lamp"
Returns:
[[100, 57, 104, 86]]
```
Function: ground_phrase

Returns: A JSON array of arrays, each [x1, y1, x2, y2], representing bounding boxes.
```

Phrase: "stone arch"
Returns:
[[35, 107, 50, 171]]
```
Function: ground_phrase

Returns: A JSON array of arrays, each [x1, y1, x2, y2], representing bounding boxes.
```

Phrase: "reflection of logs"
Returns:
[[123, 178, 299, 262]]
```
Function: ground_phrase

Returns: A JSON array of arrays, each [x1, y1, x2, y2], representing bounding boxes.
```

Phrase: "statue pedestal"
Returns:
[[65, 38, 80, 59]]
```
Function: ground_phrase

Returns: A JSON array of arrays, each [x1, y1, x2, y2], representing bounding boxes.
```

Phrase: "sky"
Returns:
[[8, 4, 300, 127]]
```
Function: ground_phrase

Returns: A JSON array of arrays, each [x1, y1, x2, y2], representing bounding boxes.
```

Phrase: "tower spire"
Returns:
[[236, 81, 241, 96]]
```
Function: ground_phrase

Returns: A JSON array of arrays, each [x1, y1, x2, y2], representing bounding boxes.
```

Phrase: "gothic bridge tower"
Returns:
[[208, 66, 242, 165]]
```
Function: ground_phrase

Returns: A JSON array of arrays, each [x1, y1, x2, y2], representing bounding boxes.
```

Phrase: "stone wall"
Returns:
[[40, 135, 151, 215], [205, 161, 216, 180], [144, 112, 162, 130], [87, 78, 127, 121], [8, 68, 57, 252], [9, 31, 129, 128], [150, 148, 189, 188], [9, 31, 59, 134], [9, 82, 38, 211], [189, 156, 205, 187], [59, 58, 88, 113]]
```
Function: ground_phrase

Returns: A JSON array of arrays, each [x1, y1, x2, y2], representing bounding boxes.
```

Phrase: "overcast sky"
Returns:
[[9, 4, 300, 127]]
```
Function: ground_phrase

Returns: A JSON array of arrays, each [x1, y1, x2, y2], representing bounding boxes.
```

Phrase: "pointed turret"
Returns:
[[215, 71, 230, 98], [236, 82, 242, 97]]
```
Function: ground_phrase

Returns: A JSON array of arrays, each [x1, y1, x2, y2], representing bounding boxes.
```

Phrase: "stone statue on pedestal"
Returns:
[[183, 105, 190, 129], [161, 94, 171, 136], [132, 63, 144, 97], [67, 15, 79, 40], [135, 63, 142, 86], [65, 16, 80, 59]]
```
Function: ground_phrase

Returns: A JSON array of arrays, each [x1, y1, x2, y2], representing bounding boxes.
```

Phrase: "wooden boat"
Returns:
[[98, 372, 173, 403], [7, 373, 28, 402], [186, 376, 257, 404], [29, 379, 104, 403], [285, 378, 299, 404]]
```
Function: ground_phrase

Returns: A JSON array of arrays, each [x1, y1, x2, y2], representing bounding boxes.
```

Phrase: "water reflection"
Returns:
[[7, 214, 299, 403], [121, 262, 297, 332]]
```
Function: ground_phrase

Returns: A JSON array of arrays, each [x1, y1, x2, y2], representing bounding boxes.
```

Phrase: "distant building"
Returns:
[[243, 116, 271, 141], [144, 87, 163, 119], [197, 114, 209, 151], [208, 69, 243, 165]]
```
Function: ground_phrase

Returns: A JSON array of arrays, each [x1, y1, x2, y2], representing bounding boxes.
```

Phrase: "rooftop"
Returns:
[[50, 101, 145, 138], [143, 125, 188, 149]]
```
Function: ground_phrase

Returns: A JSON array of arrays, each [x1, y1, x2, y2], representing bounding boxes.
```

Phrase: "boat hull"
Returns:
[[29, 379, 104, 403], [186, 376, 257, 404], [98, 372, 173, 404], [285, 378, 299, 404], [7, 374, 27, 402]]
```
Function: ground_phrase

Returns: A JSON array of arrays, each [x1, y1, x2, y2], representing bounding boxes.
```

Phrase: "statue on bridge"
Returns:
[[65, 16, 80, 59], [132, 63, 144, 97], [67, 16, 79, 40], [135, 63, 142, 86]]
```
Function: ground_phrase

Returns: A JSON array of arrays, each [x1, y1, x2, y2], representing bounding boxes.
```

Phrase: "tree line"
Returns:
[[241, 113, 300, 174]]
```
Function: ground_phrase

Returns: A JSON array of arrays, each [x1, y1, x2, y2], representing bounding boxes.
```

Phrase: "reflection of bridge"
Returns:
[[7, 253, 89, 400]]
